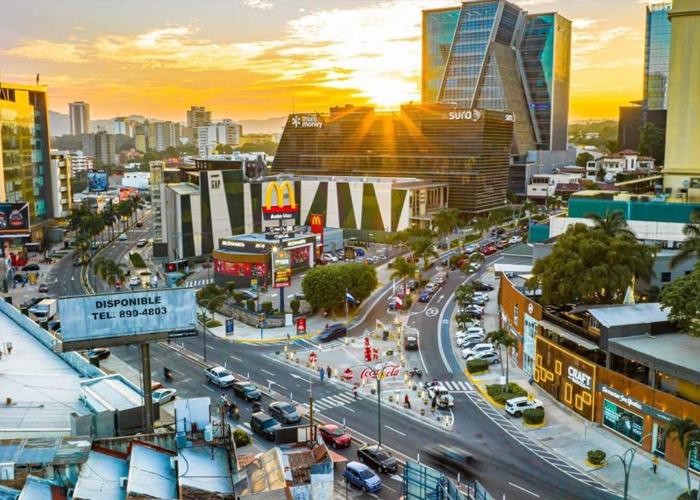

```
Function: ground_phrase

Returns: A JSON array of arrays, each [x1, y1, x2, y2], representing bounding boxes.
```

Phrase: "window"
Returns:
[[514, 304, 519, 326], [661, 272, 671, 283]]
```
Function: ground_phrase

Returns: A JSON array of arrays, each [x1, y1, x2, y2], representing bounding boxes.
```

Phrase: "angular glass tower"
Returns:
[[643, 3, 671, 112], [422, 0, 571, 153]]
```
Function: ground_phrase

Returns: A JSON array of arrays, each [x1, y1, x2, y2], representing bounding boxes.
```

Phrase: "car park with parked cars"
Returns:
[[505, 396, 544, 417], [462, 343, 495, 359], [470, 350, 500, 364], [204, 366, 236, 387], [472, 281, 494, 291]]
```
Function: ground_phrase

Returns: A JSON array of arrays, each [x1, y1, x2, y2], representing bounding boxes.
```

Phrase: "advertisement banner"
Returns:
[[272, 249, 291, 288], [602, 400, 644, 444], [87, 169, 108, 191], [0, 202, 30, 237], [58, 289, 197, 349]]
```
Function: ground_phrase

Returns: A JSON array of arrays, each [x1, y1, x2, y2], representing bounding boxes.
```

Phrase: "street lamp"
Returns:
[[351, 360, 400, 448], [504, 199, 516, 226], [198, 294, 230, 362], [608, 433, 653, 500]]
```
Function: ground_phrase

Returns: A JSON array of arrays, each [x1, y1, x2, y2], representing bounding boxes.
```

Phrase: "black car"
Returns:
[[268, 401, 301, 423], [423, 444, 475, 474], [357, 445, 398, 473], [22, 263, 40, 272], [405, 336, 418, 350], [472, 281, 494, 292], [319, 323, 346, 342], [250, 412, 280, 441], [21, 297, 42, 309], [86, 348, 111, 361], [406, 279, 418, 292], [12, 273, 25, 283], [232, 381, 261, 401]]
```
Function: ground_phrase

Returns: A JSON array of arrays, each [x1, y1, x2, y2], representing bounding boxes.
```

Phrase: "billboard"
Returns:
[[602, 400, 644, 444], [0, 202, 30, 238], [58, 288, 197, 350], [262, 181, 298, 220], [87, 169, 108, 191], [272, 249, 291, 288]]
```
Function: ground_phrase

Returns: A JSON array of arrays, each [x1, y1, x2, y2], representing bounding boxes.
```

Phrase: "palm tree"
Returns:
[[410, 237, 438, 271], [521, 199, 538, 219], [487, 211, 503, 228], [671, 209, 700, 269], [485, 329, 519, 387], [472, 217, 491, 240], [75, 237, 91, 265], [93, 257, 126, 289], [546, 195, 563, 214], [432, 208, 460, 243], [101, 205, 118, 241], [454, 284, 475, 308], [389, 257, 417, 296], [666, 417, 700, 496], [585, 210, 634, 238]]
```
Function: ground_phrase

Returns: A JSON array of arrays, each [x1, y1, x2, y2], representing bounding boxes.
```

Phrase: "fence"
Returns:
[[403, 459, 493, 500]]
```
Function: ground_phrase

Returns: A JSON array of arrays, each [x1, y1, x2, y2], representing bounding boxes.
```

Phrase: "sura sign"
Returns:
[[447, 109, 482, 122]]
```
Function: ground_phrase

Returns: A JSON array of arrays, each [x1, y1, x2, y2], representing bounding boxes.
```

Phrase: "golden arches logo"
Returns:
[[311, 214, 323, 226], [264, 181, 297, 212]]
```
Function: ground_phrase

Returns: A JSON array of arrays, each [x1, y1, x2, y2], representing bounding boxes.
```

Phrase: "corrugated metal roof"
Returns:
[[587, 303, 668, 328]]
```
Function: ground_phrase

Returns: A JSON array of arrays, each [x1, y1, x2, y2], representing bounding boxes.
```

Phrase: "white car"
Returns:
[[204, 366, 236, 387], [456, 334, 486, 347], [473, 292, 490, 302], [426, 385, 455, 409], [152, 388, 177, 405], [118, 233, 128, 241], [322, 253, 338, 262], [509, 236, 523, 245], [465, 244, 478, 254], [505, 396, 544, 417], [462, 343, 495, 359], [424, 282, 440, 294], [431, 274, 447, 285], [470, 350, 500, 364], [456, 327, 485, 337], [129, 276, 142, 286]]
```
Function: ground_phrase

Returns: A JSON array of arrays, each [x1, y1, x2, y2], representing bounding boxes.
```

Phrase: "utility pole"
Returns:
[[141, 343, 154, 433], [377, 374, 382, 448], [308, 377, 315, 443]]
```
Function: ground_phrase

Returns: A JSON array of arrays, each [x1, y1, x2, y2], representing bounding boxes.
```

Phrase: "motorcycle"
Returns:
[[410, 367, 423, 379], [163, 367, 173, 381], [229, 404, 240, 420]]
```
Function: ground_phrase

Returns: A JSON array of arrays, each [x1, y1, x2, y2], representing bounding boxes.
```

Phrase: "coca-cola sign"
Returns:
[[359, 365, 401, 380]]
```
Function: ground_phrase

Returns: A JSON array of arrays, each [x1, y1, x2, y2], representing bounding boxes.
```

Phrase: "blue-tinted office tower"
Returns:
[[643, 3, 671, 112], [422, 1, 572, 153]]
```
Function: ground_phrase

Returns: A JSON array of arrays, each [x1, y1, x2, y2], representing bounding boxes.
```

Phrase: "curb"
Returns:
[[585, 459, 608, 470], [230, 332, 317, 344], [465, 369, 506, 407], [523, 419, 547, 429]]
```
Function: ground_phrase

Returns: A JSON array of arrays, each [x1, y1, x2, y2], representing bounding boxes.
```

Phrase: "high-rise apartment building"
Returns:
[[422, 1, 571, 153], [147, 121, 181, 152], [114, 117, 134, 137], [197, 120, 243, 156], [186, 106, 212, 129], [82, 131, 116, 166], [68, 101, 90, 136], [0, 81, 54, 236], [50, 151, 72, 218]]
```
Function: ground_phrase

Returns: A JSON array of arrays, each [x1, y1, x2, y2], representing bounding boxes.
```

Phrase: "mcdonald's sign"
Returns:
[[310, 214, 324, 234], [263, 181, 298, 220]]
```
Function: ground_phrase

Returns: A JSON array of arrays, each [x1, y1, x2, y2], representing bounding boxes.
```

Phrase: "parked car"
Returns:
[[318, 424, 351, 449], [240, 290, 258, 301], [22, 263, 40, 272], [250, 412, 280, 440], [462, 343, 496, 359], [456, 335, 485, 348], [268, 401, 301, 423], [482, 245, 497, 256], [456, 327, 485, 337], [152, 388, 177, 405], [470, 350, 500, 364], [322, 252, 338, 262], [38, 283, 48, 293], [344, 462, 382, 493], [232, 381, 261, 401], [128, 276, 142, 287], [204, 366, 235, 387], [418, 290, 431, 303], [21, 297, 42, 309], [431, 274, 447, 285], [471, 297, 486, 306], [319, 323, 346, 342], [509, 236, 523, 245], [505, 396, 544, 417], [357, 445, 398, 473], [472, 281, 494, 291], [473, 292, 490, 302], [461, 304, 484, 315], [334, 251, 345, 261], [354, 248, 365, 256], [86, 348, 111, 361], [136, 239, 148, 248], [424, 282, 440, 294], [404, 336, 419, 350]]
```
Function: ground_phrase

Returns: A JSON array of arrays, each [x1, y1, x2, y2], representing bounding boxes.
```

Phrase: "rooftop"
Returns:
[[239, 448, 286, 495], [580, 303, 668, 328], [72, 449, 128, 500], [166, 183, 200, 196], [80, 375, 143, 413], [178, 446, 233, 494], [0, 437, 91, 467], [126, 442, 177, 500]]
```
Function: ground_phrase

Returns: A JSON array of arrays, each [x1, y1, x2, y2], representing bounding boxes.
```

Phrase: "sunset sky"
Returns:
[[0, 0, 660, 123]]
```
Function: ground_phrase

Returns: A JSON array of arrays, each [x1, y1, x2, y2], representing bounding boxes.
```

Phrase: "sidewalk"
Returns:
[[463, 271, 689, 500]]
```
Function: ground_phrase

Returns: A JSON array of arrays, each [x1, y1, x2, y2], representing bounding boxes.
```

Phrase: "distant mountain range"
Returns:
[[48, 111, 287, 137]]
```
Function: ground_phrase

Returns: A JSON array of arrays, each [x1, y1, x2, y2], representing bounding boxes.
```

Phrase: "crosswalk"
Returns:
[[436, 380, 473, 392], [183, 278, 213, 288], [301, 392, 356, 411]]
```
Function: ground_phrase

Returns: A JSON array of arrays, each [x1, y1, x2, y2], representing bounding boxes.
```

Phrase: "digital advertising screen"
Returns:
[[0, 202, 30, 238], [87, 169, 108, 191]]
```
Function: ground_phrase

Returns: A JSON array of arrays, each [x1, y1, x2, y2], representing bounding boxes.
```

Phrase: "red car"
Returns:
[[482, 245, 497, 256], [318, 424, 351, 449]]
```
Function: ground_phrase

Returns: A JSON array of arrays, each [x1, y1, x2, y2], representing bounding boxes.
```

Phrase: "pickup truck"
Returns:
[[29, 298, 58, 321], [425, 384, 455, 409]]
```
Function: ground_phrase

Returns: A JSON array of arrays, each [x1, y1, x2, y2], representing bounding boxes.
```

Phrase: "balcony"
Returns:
[[59, 174, 67, 180], [60, 186, 67, 192]]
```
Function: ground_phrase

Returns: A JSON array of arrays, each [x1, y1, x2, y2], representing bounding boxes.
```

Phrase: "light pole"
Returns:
[[608, 433, 653, 500], [352, 361, 400, 449], [504, 199, 516, 227], [198, 294, 229, 362]]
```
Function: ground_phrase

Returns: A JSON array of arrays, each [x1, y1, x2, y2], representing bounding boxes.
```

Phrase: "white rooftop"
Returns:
[[73, 450, 128, 500], [179, 447, 233, 494], [17, 476, 54, 500], [587, 303, 668, 328], [80, 375, 143, 412], [127, 443, 177, 500], [0, 310, 85, 437]]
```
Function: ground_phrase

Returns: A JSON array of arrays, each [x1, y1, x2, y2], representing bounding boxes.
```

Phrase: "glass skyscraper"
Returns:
[[422, 0, 571, 153], [643, 3, 671, 111]]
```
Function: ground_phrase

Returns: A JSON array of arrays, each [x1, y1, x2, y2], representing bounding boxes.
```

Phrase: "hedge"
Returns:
[[246, 299, 256, 311], [466, 359, 489, 374], [233, 292, 244, 304], [261, 301, 273, 314], [523, 408, 545, 425], [234, 429, 252, 447], [129, 252, 147, 268], [485, 383, 528, 405], [587, 450, 606, 465], [225, 281, 236, 292], [290, 299, 301, 314]]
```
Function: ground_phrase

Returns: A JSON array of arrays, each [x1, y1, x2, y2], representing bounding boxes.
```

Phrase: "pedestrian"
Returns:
[[651, 454, 659, 474], [326, 366, 332, 379], [353, 384, 358, 400], [404, 394, 411, 409], [431, 396, 437, 410], [319, 367, 325, 381]]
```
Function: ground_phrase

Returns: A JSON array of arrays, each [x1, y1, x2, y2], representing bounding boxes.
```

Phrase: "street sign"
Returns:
[[296, 317, 307, 334], [258, 314, 265, 325], [250, 278, 258, 293], [225, 318, 234, 334]]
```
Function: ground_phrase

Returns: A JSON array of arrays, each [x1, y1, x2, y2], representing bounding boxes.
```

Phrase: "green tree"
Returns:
[[238, 140, 278, 156], [75, 237, 91, 265], [472, 217, 491, 240], [575, 152, 595, 167], [101, 205, 118, 241], [546, 195, 563, 214], [585, 210, 634, 238], [506, 189, 519, 204], [196, 283, 229, 315], [302, 263, 378, 312], [665, 417, 700, 496], [432, 208, 460, 242], [660, 265, 700, 337], [595, 165, 606, 182], [487, 210, 503, 228], [390, 257, 417, 296], [485, 328, 519, 386], [92, 257, 126, 288], [525, 224, 655, 305], [344, 262, 379, 302], [602, 139, 618, 154], [454, 284, 475, 308], [410, 237, 438, 271], [215, 143, 235, 154], [671, 210, 700, 269], [638, 122, 665, 165]]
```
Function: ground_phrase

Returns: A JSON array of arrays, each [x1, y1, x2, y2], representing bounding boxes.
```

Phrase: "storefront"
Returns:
[[534, 336, 596, 421], [499, 275, 542, 374]]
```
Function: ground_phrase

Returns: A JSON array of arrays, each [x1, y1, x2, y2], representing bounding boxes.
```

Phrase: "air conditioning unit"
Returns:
[[170, 456, 178, 473], [119, 477, 127, 489]]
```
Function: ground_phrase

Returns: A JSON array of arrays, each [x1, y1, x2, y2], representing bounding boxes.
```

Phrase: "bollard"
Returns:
[[421, 408, 425, 416], [388, 395, 393, 403], [417, 391, 422, 398]]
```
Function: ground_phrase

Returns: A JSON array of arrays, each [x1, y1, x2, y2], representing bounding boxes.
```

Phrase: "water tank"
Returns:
[[204, 424, 213, 442], [175, 431, 188, 449]]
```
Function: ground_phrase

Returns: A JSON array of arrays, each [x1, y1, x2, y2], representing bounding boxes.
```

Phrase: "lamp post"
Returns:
[[352, 361, 400, 448], [504, 198, 516, 227], [198, 294, 229, 362], [608, 433, 653, 500]]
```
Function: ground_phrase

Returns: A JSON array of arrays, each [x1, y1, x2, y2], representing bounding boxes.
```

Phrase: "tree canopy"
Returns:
[[576, 152, 595, 167], [671, 209, 700, 269], [638, 122, 665, 165], [302, 262, 378, 311], [660, 264, 700, 337], [432, 209, 460, 240], [525, 224, 655, 305], [585, 210, 634, 238]]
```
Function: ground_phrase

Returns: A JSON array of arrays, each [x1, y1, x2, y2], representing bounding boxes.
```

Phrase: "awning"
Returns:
[[328, 450, 347, 463], [538, 320, 599, 351]]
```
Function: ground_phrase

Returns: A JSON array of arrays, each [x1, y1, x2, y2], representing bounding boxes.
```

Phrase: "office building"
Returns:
[[114, 116, 134, 137], [147, 120, 181, 152], [68, 101, 90, 136], [185, 106, 212, 143], [272, 104, 513, 214], [68, 154, 94, 175], [197, 120, 243, 156], [50, 151, 73, 218], [0, 81, 54, 236], [663, 0, 700, 199], [618, 3, 671, 151], [422, 1, 572, 153], [82, 131, 116, 166]]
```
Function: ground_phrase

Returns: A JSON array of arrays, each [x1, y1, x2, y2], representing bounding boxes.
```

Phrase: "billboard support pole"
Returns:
[[141, 343, 154, 434]]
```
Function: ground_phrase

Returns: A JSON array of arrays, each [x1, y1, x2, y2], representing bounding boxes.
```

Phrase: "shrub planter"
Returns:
[[485, 383, 528, 405], [371, 388, 376, 395], [523, 408, 545, 427], [467, 359, 489, 374], [586, 450, 607, 469], [677, 491, 699, 500]]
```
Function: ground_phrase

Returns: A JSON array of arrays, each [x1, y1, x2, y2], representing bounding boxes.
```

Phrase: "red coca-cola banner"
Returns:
[[359, 365, 401, 380]]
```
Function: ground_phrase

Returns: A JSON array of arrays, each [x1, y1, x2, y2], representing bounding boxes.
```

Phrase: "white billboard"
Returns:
[[58, 289, 197, 348]]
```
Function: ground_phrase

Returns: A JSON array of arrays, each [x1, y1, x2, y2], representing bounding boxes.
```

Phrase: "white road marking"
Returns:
[[270, 381, 287, 390], [206, 345, 215, 350], [383, 484, 397, 493], [201, 384, 215, 392], [261, 369, 275, 376], [437, 304, 453, 374], [437, 294, 444, 303], [230, 355, 243, 362], [172, 368, 185, 376], [385, 425, 406, 436], [340, 406, 355, 413], [508, 482, 540, 498]]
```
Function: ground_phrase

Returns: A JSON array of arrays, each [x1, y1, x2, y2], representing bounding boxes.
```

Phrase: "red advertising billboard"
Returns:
[[310, 213, 324, 254], [0, 203, 30, 238]]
